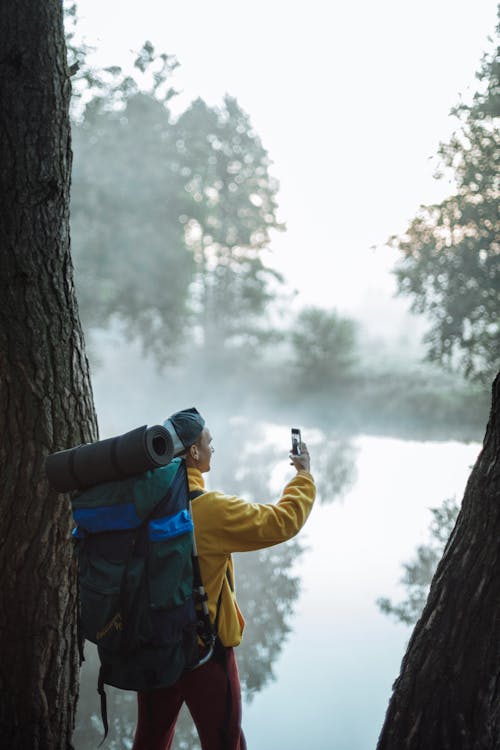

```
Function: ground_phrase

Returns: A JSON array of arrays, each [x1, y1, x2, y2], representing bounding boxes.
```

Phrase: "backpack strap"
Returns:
[[187, 486, 217, 667], [189, 489, 204, 500], [189, 488, 234, 639], [97, 666, 109, 746]]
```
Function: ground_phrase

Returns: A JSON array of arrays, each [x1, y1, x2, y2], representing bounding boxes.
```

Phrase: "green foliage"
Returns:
[[290, 307, 358, 390], [391, 20, 500, 384], [68, 31, 284, 363], [72, 83, 193, 359], [377, 497, 459, 625], [175, 96, 284, 355]]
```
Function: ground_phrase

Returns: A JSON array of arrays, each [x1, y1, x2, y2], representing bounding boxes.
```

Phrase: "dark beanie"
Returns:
[[163, 407, 205, 456]]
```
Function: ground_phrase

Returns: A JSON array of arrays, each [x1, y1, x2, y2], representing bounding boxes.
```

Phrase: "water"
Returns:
[[241, 435, 479, 750], [77, 359, 481, 748]]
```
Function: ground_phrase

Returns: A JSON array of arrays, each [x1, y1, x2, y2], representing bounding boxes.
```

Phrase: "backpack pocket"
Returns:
[[78, 531, 151, 651], [148, 530, 194, 610], [150, 597, 197, 650], [78, 551, 125, 649]]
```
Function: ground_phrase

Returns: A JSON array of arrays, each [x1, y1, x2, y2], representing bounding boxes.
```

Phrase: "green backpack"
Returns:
[[71, 457, 213, 737]]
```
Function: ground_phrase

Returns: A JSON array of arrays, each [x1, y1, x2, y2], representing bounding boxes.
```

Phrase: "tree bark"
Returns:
[[0, 1, 98, 747], [377, 372, 500, 749]]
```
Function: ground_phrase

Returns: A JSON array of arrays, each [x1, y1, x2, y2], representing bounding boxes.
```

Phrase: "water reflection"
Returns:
[[311, 436, 358, 504], [207, 423, 358, 692], [74, 422, 357, 748], [202, 423, 304, 698], [377, 496, 460, 625], [243, 436, 480, 750], [73, 433, 480, 750]]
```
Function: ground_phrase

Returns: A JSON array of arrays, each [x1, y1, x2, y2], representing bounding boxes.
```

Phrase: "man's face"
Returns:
[[188, 428, 214, 473]]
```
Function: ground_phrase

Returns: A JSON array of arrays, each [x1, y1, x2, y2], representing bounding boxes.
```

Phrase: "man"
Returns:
[[132, 408, 315, 750]]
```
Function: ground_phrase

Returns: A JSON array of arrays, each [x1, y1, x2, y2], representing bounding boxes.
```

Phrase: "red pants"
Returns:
[[132, 647, 247, 750]]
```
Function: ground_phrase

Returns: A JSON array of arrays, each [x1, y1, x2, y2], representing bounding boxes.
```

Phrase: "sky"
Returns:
[[73, 0, 498, 344]]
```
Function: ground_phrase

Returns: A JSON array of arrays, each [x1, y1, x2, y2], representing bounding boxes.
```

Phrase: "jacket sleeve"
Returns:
[[212, 470, 316, 553]]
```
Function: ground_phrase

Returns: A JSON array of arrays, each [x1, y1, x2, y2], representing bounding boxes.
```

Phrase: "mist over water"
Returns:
[[74, 338, 481, 749], [67, 7, 496, 742], [243, 436, 479, 750]]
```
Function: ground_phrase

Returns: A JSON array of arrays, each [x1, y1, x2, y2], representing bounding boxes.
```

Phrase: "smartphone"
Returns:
[[291, 428, 302, 456]]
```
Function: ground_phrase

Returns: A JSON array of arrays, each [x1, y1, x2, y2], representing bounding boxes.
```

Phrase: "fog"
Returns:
[[66, 0, 497, 746], [72, 337, 483, 748], [73, 0, 497, 324]]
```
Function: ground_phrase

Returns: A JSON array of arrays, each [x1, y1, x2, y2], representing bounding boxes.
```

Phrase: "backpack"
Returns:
[[71, 457, 214, 738]]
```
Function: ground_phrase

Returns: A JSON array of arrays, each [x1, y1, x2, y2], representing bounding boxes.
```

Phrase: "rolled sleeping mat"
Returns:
[[45, 424, 174, 493]]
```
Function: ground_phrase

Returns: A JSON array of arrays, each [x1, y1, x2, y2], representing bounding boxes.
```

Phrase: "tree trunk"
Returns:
[[0, 2, 98, 747], [377, 372, 500, 749]]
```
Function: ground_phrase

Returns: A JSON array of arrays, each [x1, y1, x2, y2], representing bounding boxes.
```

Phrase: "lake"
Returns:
[[74, 418, 480, 749], [241, 434, 479, 750]]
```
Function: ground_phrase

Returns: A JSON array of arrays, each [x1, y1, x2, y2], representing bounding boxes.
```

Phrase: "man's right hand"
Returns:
[[290, 442, 310, 473]]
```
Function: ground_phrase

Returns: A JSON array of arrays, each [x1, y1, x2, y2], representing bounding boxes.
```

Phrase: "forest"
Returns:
[[0, 1, 498, 749], [64, 6, 497, 442]]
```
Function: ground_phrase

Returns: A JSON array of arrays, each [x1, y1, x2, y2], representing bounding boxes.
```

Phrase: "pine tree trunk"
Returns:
[[377, 372, 500, 749], [0, 1, 98, 747]]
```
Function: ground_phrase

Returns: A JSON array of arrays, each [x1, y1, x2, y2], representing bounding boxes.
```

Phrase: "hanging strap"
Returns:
[[188, 487, 217, 666], [97, 666, 109, 746], [189, 486, 234, 638]]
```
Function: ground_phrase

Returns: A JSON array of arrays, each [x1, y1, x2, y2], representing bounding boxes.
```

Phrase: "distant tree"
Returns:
[[71, 48, 193, 360], [174, 96, 284, 360], [0, 1, 98, 746], [377, 497, 459, 625], [69, 37, 284, 364], [312, 437, 358, 504], [377, 372, 500, 749], [391, 18, 499, 384], [290, 307, 358, 390], [64, 1, 101, 109]]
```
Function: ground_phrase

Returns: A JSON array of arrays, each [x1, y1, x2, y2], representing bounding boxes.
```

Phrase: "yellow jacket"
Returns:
[[188, 467, 316, 647]]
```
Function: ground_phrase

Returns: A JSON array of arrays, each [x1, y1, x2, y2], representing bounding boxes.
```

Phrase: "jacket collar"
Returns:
[[187, 467, 205, 494]]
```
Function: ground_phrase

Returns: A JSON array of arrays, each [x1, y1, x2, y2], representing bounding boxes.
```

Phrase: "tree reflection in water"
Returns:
[[311, 436, 358, 505], [74, 424, 357, 749]]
